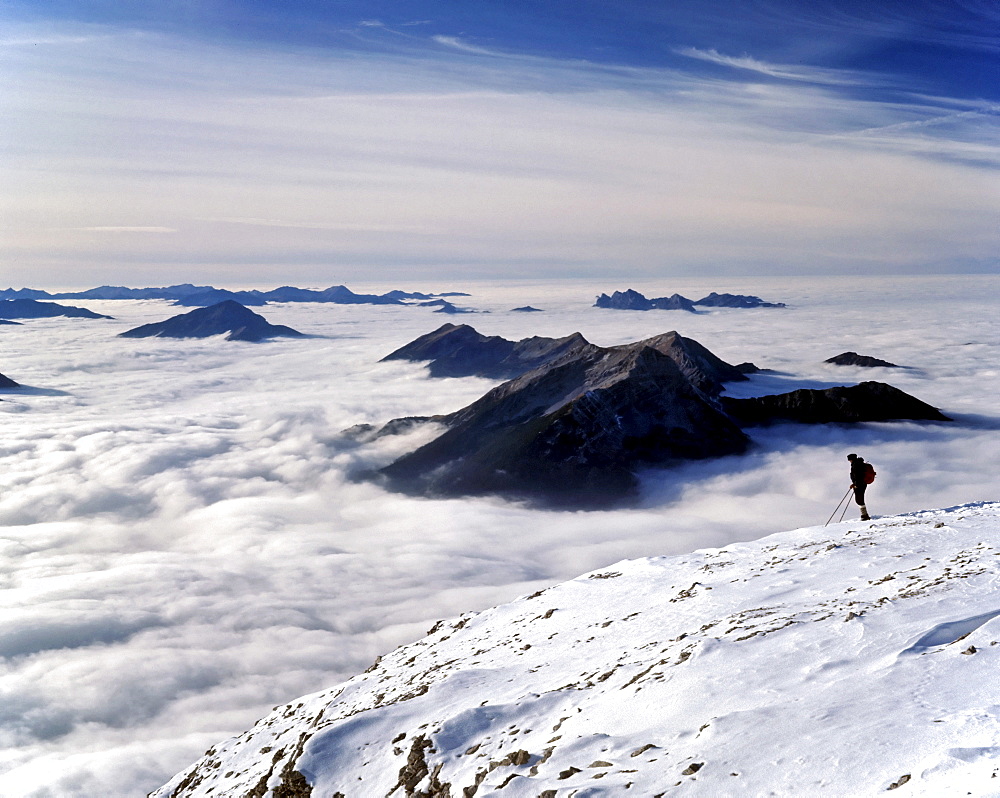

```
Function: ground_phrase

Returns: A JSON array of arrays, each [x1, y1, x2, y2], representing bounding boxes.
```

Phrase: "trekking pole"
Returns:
[[838, 496, 851, 523], [825, 487, 852, 527]]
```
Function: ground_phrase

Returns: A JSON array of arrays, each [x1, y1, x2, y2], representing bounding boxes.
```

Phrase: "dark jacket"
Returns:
[[850, 457, 868, 487]]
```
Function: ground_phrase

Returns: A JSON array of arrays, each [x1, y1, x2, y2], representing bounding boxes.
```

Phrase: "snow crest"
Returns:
[[153, 502, 1000, 797]]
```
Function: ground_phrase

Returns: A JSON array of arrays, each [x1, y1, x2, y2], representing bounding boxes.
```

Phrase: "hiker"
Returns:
[[848, 453, 872, 521]]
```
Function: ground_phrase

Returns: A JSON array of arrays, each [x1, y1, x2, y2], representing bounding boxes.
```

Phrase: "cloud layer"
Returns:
[[0, 275, 997, 795]]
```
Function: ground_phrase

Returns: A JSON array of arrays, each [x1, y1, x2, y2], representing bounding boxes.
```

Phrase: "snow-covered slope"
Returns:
[[152, 502, 1000, 797]]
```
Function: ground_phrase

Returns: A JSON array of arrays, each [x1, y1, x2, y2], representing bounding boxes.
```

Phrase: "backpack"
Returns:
[[865, 463, 876, 484]]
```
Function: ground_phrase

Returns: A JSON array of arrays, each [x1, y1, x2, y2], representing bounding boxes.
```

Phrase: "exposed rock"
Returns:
[[0, 299, 112, 320], [694, 292, 785, 308], [594, 289, 697, 312], [118, 300, 304, 342], [434, 301, 474, 314], [381, 323, 597, 380], [825, 352, 901, 368], [595, 290, 785, 311], [0, 372, 19, 388], [511, 306, 543, 312], [380, 337, 751, 507], [721, 382, 951, 425]]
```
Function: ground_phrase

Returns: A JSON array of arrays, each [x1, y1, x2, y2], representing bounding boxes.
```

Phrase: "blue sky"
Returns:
[[2, 0, 997, 286]]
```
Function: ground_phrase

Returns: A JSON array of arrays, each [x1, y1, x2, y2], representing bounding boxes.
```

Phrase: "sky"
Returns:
[[0, 274, 998, 795], [2, 0, 998, 286]]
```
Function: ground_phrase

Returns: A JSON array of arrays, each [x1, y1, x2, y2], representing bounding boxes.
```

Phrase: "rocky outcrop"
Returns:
[[721, 382, 950, 425], [511, 306, 543, 312], [825, 351, 900, 368], [694, 292, 785, 308], [0, 299, 112, 320], [433, 301, 473, 314], [0, 372, 19, 388], [594, 289, 696, 312], [381, 323, 597, 380], [380, 337, 751, 506], [118, 300, 304, 342], [594, 290, 784, 311]]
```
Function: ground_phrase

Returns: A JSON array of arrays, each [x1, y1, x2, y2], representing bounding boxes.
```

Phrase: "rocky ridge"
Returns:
[[825, 351, 901, 368], [0, 284, 463, 307], [374, 327, 947, 506], [380, 335, 751, 506], [594, 289, 784, 311], [151, 501, 1000, 798]]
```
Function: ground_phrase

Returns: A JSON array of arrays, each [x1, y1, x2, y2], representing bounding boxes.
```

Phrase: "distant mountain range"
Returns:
[[118, 300, 304, 342], [0, 284, 471, 307], [595, 289, 785, 311], [0, 299, 113, 320]]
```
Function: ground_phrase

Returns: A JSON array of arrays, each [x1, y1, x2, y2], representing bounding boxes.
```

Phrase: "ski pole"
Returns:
[[825, 487, 852, 527]]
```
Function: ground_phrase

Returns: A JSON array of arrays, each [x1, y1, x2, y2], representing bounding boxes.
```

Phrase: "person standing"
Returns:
[[848, 453, 871, 520]]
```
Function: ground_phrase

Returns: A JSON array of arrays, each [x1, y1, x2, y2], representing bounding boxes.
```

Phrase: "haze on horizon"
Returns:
[[2, 0, 998, 287]]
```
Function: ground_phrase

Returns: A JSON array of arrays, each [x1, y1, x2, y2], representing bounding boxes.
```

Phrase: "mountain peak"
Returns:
[[118, 300, 304, 342]]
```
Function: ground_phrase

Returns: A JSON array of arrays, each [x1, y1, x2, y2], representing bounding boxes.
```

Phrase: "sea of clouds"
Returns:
[[0, 274, 997, 795]]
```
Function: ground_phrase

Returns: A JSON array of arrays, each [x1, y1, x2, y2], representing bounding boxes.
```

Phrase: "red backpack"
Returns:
[[865, 463, 876, 484]]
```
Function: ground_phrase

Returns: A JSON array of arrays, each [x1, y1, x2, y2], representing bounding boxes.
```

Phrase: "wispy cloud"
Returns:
[[74, 226, 177, 233], [203, 217, 440, 234], [432, 35, 508, 57], [1, 21, 996, 287], [675, 46, 861, 86]]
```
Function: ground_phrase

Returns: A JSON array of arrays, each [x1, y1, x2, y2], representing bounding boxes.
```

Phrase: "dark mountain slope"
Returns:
[[118, 300, 304, 342], [0, 299, 112, 319], [381, 339, 750, 506]]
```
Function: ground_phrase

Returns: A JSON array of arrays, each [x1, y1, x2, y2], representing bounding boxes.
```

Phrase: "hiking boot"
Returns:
[[860, 505, 870, 521]]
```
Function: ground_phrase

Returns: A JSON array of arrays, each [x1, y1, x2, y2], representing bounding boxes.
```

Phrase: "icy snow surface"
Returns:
[[155, 501, 1000, 797]]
